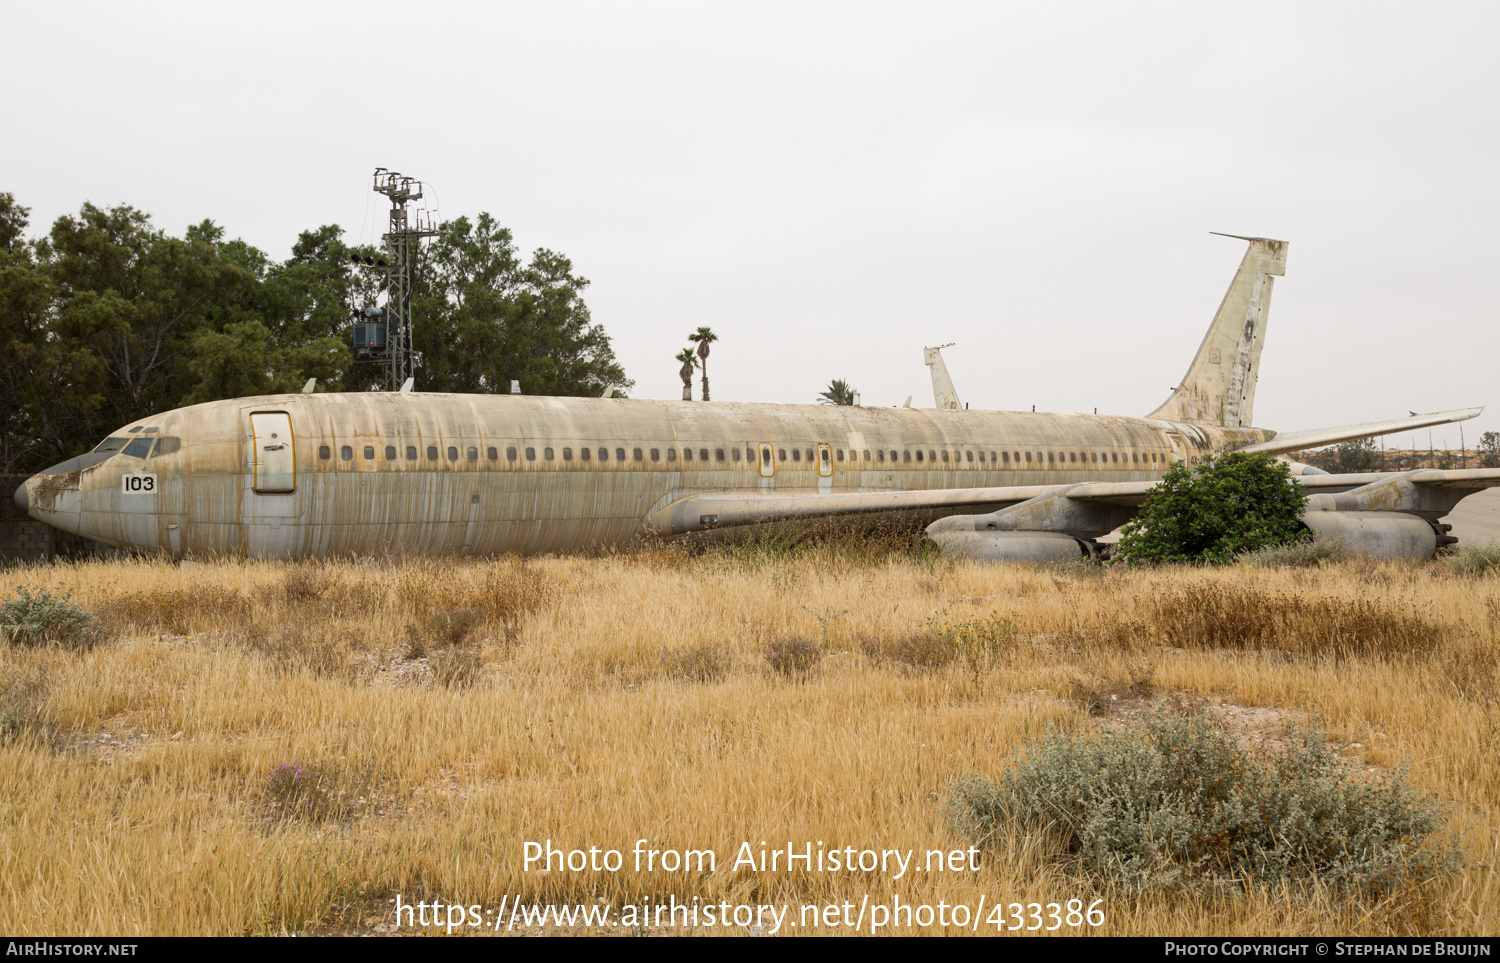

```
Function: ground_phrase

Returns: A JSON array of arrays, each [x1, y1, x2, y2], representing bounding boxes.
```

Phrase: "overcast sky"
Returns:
[[8, 2, 1497, 447]]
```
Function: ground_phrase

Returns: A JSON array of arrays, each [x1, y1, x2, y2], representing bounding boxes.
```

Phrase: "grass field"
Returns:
[[0, 541, 1497, 936]]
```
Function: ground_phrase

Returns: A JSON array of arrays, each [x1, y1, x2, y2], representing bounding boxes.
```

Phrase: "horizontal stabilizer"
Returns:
[[1236, 408, 1483, 457]]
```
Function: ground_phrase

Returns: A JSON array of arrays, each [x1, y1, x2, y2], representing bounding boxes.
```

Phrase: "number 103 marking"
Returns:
[[122, 474, 156, 493]]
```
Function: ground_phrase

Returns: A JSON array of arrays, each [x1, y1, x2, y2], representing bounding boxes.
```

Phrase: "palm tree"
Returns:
[[687, 326, 718, 401], [676, 348, 698, 401], [818, 379, 857, 405]]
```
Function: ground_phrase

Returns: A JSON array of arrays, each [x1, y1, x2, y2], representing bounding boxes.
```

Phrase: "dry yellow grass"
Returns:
[[0, 546, 1497, 936]]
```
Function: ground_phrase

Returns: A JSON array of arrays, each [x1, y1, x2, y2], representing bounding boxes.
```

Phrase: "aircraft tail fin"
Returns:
[[1147, 235, 1288, 427], [924, 344, 961, 410]]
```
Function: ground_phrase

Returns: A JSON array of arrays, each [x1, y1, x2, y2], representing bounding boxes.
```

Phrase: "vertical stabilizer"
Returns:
[[924, 344, 962, 410], [1147, 235, 1287, 427]]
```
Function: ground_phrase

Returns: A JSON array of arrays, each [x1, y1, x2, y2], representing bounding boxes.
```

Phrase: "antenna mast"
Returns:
[[370, 168, 439, 390]]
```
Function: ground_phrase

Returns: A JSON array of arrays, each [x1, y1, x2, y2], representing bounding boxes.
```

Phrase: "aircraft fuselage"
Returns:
[[19, 392, 1268, 559]]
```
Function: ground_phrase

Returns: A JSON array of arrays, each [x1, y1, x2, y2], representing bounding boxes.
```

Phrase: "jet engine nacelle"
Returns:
[[926, 530, 1087, 563], [1300, 510, 1437, 559]]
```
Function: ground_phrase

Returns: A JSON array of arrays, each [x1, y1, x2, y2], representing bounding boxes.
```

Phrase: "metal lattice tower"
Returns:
[[371, 169, 439, 390]]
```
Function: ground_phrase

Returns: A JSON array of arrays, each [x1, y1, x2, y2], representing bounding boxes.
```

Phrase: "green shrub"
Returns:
[[1240, 536, 1351, 568], [0, 586, 100, 649], [661, 643, 731, 682], [764, 637, 822, 678], [944, 713, 1458, 897], [1116, 453, 1309, 565], [1446, 541, 1500, 576]]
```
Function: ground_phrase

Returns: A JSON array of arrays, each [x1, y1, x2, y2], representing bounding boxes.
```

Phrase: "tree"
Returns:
[[0, 197, 633, 473], [1115, 453, 1310, 565], [818, 379, 856, 405], [411, 213, 631, 397], [1480, 431, 1500, 469], [688, 326, 717, 401], [676, 348, 698, 400], [1319, 437, 1380, 473]]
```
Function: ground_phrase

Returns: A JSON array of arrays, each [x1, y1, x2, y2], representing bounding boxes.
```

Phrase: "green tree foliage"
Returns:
[[410, 213, 630, 398], [0, 194, 630, 473], [1311, 436, 1381, 473], [818, 379, 856, 405], [1115, 453, 1309, 565], [1480, 431, 1500, 469]]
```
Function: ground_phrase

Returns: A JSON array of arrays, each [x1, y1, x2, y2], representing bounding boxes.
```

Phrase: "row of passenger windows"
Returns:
[[315, 444, 1175, 465]]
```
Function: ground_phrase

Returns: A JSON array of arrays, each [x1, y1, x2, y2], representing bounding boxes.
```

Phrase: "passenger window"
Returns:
[[761, 448, 771, 464], [965, 451, 973, 462], [928, 450, 936, 462], [745, 448, 755, 461], [617, 448, 626, 461], [581, 447, 591, 461], [940, 451, 949, 462], [836, 449, 844, 461], [384, 446, 397, 460], [877, 450, 885, 462], [633, 448, 642, 461], [599, 448, 609, 461], [779, 449, 787, 460], [563, 448, 573, 461], [1025, 452, 1032, 463], [683, 448, 693, 462], [806, 449, 814, 462], [915, 451, 923, 462], [731, 448, 741, 461], [666, 448, 676, 462], [1112, 452, 1118, 463], [902, 451, 910, 462], [1001, 451, 1009, 463], [487, 447, 497, 460], [364, 446, 375, 460], [507, 447, 517, 461], [700, 448, 709, 462], [469, 447, 480, 461], [792, 449, 801, 462], [448, 447, 459, 461], [427, 446, 439, 460], [540, 447, 550, 460], [319, 445, 330, 460], [650, 448, 660, 461], [716, 448, 725, 461], [407, 446, 418, 460], [526, 447, 536, 461], [863, 450, 870, 461], [340, 445, 353, 460]]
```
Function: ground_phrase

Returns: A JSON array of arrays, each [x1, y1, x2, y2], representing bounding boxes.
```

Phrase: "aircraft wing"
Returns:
[[1235, 408, 1481, 456], [643, 468, 1500, 542]]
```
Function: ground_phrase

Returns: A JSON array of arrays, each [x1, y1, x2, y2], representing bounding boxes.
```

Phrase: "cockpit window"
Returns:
[[93, 437, 129, 453], [122, 438, 154, 459], [150, 437, 181, 458]]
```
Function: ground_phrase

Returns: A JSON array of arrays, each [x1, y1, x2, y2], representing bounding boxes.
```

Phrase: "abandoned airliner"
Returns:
[[13, 235, 1500, 562]]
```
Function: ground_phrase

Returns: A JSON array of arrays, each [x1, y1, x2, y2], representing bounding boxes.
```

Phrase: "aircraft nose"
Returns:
[[12, 479, 26, 514]]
